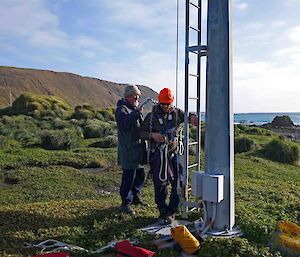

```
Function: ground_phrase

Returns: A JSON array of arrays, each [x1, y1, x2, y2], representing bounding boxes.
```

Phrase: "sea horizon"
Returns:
[[199, 112, 300, 126]]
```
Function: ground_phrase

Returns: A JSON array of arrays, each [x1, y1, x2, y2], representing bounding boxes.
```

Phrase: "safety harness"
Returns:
[[149, 105, 183, 184]]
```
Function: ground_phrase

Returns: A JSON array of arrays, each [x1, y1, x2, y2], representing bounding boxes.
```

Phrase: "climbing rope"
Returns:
[[24, 239, 139, 254], [158, 139, 168, 182]]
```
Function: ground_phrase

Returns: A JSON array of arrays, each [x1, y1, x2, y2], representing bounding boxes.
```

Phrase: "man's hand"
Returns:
[[150, 132, 165, 143], [136, 106, 143, 113]]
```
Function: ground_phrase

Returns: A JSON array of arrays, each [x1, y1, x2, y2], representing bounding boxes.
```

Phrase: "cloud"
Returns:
[[0, 0, 57, 34], [245, 23, 263, 30], [95, 49, 175, 89], [270, 20, 286, 28], [233, 1, 248, 11], [0, 0, 68, 48], [0, 0, 112, 62], [233, 59, 300, 112], [234, 61, 271, 80], [27, 30, 68, 48], [288, 26, 300, 42], [98, 0, 176, 33]]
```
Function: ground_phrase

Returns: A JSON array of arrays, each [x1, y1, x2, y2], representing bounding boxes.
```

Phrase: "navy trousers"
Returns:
[[150, 152, 183, 215], [120, 168, 145, 205]]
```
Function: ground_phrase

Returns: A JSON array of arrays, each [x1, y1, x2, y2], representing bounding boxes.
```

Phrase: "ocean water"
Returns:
[[200, 113, 300, 126]]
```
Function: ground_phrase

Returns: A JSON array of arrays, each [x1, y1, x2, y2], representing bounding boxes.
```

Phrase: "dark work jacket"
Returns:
[[115, 99, 146, 169], [140, 105, 184, 151]]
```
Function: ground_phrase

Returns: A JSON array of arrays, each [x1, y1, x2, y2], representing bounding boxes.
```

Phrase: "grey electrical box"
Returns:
[[192, 171, 204, 197], [202, 174, 224, 203]]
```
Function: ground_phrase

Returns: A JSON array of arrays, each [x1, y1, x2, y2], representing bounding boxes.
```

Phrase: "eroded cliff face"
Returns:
[[0, 66, 157, 110]]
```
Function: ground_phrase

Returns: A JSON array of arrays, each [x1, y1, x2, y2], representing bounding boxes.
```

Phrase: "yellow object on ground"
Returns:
[[171, 225, 200, 255], [269, 220, 300, 256]]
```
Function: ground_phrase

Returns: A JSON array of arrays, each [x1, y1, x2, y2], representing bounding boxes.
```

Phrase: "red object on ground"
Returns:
[[116, 240, 156, 257], [32, 252, 70, 257]]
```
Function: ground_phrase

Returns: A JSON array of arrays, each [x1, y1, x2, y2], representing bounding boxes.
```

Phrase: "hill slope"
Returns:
[[0, 66, 157, 108]]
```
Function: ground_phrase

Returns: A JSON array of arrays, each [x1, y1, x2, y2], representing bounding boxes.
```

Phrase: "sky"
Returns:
[[0, 0, 300, 113]]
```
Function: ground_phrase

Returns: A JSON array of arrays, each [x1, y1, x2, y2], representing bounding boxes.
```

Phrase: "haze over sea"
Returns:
[[200, 113, 300, 126]]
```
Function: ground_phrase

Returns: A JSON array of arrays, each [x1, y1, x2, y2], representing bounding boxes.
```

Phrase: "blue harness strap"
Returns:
[[154, 111, 175, 139]]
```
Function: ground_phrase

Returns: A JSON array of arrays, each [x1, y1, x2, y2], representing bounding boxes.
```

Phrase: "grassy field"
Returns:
[[0, 135, 299, 257], [0, 94, 299, 257]]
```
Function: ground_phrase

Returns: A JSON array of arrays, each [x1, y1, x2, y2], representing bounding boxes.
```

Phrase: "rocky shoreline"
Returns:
[[266, 126, 300, 141], [261, 115, 300, 141]]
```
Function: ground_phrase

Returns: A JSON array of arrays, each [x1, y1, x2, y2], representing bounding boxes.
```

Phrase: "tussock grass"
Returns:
[[1, 143, 299, 257], [235, 136, 256, 153], [0, 98, 299, 257], [11, 93, 72, 118], [260, 139, 299, 165]]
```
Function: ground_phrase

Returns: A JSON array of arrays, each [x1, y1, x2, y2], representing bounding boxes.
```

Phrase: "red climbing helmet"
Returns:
[[158, 88, 174, 104]]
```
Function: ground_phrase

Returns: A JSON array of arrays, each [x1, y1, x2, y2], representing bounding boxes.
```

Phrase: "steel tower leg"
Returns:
[[204, 0, 241, 236]]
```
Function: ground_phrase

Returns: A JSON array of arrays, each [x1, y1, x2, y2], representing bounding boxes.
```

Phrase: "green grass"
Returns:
[[0, 121, 299, 256]]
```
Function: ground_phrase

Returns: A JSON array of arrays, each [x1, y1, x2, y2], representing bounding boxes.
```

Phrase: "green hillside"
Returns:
[[0, 94, 299, 257]]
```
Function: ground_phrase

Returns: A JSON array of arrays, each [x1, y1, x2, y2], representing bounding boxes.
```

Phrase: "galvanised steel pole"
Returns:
[[204, 0, 235, 231]]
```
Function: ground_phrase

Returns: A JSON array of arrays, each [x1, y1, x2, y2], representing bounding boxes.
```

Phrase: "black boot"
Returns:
[[132, 196, 149, 207], [156, 208, 168, 225], [120, 204, 136, 215]]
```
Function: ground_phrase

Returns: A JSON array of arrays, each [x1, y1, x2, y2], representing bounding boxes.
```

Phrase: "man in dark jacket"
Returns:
[[140, 88, 197, 224], [115, 85, 147, 215]]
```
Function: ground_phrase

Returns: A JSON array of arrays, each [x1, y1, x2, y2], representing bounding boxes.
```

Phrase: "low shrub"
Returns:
[[260, 139, 299, 164], [38, 120, 53, 130], [235, 137, 256, 154], [234, 127, 241, 137], [0, 135, 8, 148], [69, 118, 85, 127], [89, 135, 118, 148], [83, 120, 115, 139], [235, 124, 252, 136], [0, 115, 12, 125], [190, 126, 205, 149], [190, 127, 197, 141], [71, 105, 95, 120], [265, 130, 272, 136], [236, 124, 247, 131], [0, 115, 37, 131], [245, 127, 263, 135], [106, 107, 116, 115], [52, 118, 72, 129], [14, 129, 40, 146], [31, 109, 41, 119], [189, 145, 197, 156], [98, 109, 115, 122], [0, 106, 12, 116], [11, 93, 72, 117], [41, 110, 56, 117], [40, 129, 80, 150], [94, 112, 104, 121], [82, 104, 96, 113]]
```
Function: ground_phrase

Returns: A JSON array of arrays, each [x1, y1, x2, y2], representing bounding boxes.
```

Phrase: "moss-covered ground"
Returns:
[[0, 137, 299, 257], [0, 94, 299, 257]]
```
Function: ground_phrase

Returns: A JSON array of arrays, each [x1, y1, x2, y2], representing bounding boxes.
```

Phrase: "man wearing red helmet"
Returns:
[[140, 88, 197, 224]]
